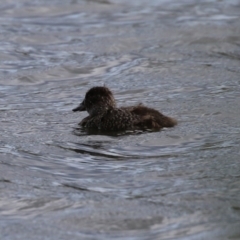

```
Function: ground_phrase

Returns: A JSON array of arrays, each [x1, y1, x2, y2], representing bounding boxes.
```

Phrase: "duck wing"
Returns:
[[121, 105, 177, 129]]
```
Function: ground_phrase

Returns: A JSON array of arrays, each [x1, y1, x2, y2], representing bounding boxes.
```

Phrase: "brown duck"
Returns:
[[72, 86, 177, 131]]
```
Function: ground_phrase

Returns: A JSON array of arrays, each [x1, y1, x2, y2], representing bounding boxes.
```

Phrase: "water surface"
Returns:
[[0, 0, 240, 239]]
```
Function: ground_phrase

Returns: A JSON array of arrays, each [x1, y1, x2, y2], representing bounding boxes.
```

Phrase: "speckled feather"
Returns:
[[80, 108, 141, 130], [73, 86, 177, 131]]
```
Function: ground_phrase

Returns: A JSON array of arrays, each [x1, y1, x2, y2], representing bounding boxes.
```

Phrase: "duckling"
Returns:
[[72, 86, 177, 131]]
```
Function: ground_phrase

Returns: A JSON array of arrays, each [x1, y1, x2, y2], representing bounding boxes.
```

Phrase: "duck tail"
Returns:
[[140, 115, 177, 130], [159, 116, 177, 128], [130, 105, 177, 129]]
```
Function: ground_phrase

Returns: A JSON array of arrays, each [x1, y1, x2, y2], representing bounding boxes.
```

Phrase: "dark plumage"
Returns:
[[72, 86, 177, 131]]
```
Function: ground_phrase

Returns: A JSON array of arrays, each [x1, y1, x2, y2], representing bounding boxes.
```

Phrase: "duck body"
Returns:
[[73, 86, 177, 131]]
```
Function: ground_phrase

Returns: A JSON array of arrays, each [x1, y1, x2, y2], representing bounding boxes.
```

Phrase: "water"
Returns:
[[1, 0, 240, 239]]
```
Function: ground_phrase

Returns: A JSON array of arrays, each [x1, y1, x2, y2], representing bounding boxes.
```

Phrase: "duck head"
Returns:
[[72, 86, 116, 116]]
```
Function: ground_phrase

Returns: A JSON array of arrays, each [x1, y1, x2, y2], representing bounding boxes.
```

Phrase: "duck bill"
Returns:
[[72, 101, 86, 112]]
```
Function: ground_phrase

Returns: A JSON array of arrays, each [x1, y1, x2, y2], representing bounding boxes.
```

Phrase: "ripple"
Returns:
[[0, 0, 240, 239]]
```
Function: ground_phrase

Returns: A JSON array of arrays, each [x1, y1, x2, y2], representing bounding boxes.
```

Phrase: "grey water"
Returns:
[[1, 0, 240, 239]]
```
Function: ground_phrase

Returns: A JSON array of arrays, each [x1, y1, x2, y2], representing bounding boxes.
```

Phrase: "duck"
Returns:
[[72, 86, 177, 131]]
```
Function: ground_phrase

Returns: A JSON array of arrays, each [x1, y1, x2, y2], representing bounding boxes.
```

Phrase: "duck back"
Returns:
[[121, 105, 177, 130]]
